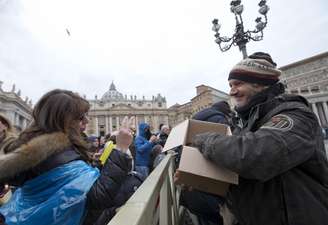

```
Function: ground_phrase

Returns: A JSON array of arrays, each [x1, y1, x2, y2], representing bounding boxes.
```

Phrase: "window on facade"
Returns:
[[158, 102, 162, 107], [311, 86, 320, 93], [19, 116, 24, 128], [98, 116, 105, 125], [138, 101, 143, 107], [300, 88, 309, 94], [291, 89, 298, 94], [112, 104, 115, 107]]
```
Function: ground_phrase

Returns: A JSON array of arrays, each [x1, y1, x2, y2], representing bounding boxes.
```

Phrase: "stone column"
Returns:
[[105, 116, 109, 134], [23, 118, 27, 129], [135, 115, 139, 135], [116, 116, 120, 130], [312, 103, 321, 126], [14, 113, 18, 127], [135, 115, 139, 127], [165, 115, 169, 126], [322, 102, 328, 124], [109, 116, 113, 133], [95, 117, 99, 136], [154, 115, 159, 132]]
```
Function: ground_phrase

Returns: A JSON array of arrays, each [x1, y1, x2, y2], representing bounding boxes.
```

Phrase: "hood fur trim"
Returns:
[[0, 132, 71, 181]]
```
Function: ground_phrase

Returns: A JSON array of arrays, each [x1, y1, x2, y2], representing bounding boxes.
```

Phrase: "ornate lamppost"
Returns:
[[212, 0, 270, 59]]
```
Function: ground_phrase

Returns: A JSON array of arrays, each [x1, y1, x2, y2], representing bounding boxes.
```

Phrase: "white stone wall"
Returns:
[[281, 52, 328, 126]]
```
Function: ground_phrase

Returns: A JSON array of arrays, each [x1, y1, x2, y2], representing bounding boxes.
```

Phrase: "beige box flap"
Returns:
[[179, 146, 238, 185], [162, 120, 189, 152]]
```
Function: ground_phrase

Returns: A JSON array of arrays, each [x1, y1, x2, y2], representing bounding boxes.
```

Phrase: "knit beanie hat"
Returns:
[[228, 52, 281, 85]]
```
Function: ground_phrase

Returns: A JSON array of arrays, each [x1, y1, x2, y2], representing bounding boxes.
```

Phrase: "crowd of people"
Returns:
[[0, 52, 327, 225]]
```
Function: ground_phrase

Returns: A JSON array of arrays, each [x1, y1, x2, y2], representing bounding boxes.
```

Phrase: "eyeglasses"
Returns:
[[79, 113, 88, 121]]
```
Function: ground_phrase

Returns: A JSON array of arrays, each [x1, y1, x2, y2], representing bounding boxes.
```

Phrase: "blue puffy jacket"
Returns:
[[134, 123, 155, 167]]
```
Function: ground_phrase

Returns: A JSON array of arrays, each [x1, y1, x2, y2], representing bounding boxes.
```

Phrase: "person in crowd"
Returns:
[[179, 102, 233, 225], [0, 89, 133, 225], [98, 136, 106, 149], [189, 52, 328, 225], [155, 123, 164, 136], [149, 144, 164, 172], [134, 122, 158, 178], [157, 125, 170, 147], [99, 131, 118, 165], [0, 114, 16, 224], [88, 135, 100, 153], [193, 101, 233, 126], [0, 114, 16, 156], [148, 125, 170, 172]]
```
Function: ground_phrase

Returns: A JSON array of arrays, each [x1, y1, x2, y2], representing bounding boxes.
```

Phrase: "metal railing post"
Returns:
[[107, 153, 179, 225]]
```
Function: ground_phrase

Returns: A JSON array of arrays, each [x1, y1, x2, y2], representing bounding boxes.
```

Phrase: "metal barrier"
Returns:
[[108, 153, 180, 225]]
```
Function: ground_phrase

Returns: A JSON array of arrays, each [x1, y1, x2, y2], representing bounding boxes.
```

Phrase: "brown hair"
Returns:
[[8, 89, 91, 161]]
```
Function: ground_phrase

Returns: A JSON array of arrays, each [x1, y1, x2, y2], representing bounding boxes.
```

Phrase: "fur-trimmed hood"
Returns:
[[0, 132, 71, 182]]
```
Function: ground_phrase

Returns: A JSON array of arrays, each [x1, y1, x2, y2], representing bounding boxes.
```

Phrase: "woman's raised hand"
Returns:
[[115, 116, 134, 153]]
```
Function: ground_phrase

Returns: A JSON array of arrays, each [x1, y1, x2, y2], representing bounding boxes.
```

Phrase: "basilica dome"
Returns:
[[101, 82, 124, 101]]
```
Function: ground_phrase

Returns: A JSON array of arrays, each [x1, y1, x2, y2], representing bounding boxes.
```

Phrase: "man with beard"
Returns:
[[134, 123, 158, 178], [191, 52, 328, 225]]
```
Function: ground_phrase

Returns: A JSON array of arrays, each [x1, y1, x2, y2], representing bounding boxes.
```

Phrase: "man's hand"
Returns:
[[174, 171, 193, 191], [192, 133, 211, 153]]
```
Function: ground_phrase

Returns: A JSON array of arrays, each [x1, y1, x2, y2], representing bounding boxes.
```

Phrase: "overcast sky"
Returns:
[[0, 0, 327, 107]]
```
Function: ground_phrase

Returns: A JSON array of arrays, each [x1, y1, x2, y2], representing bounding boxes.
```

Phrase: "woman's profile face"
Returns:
[[79, 113, 89, 132]]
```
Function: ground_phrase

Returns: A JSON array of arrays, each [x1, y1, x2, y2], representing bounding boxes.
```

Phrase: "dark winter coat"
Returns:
[[157, 132, 167, 147], [0, 132, 131, 225], [193, 106, 229, 124], [94, 172, 144, 225], [194, 83, 328, 225]]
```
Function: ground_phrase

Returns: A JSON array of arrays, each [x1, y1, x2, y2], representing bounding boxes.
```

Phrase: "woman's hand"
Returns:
[[115, 116, 134, 153]]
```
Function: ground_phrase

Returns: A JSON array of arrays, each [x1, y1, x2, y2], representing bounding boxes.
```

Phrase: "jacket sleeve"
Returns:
[[86, 149, 131, 210], [194, 109, 319, 181], [134, 137, 154, 154]]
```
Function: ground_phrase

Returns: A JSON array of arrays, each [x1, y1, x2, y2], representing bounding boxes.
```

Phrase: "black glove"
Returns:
[[192, 132, 224, 158], [192, 132, 212, 154]]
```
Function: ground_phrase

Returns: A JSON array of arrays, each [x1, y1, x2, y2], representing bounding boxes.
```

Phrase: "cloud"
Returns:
[[0, 0, 327, 106]]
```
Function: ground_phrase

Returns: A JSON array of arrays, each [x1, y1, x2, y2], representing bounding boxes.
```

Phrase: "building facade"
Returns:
[[280, 52, 328, 127], [0, 81, 32, 132], [168, 85, 229, 127], [86, 82, 169, 136]]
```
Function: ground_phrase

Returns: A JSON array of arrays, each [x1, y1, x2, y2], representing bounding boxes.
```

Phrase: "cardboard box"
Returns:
[[163, 119, 238, 196]]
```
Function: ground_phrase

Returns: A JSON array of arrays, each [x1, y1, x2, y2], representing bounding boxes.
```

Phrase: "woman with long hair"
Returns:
[[0, 89, 133, 225]]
